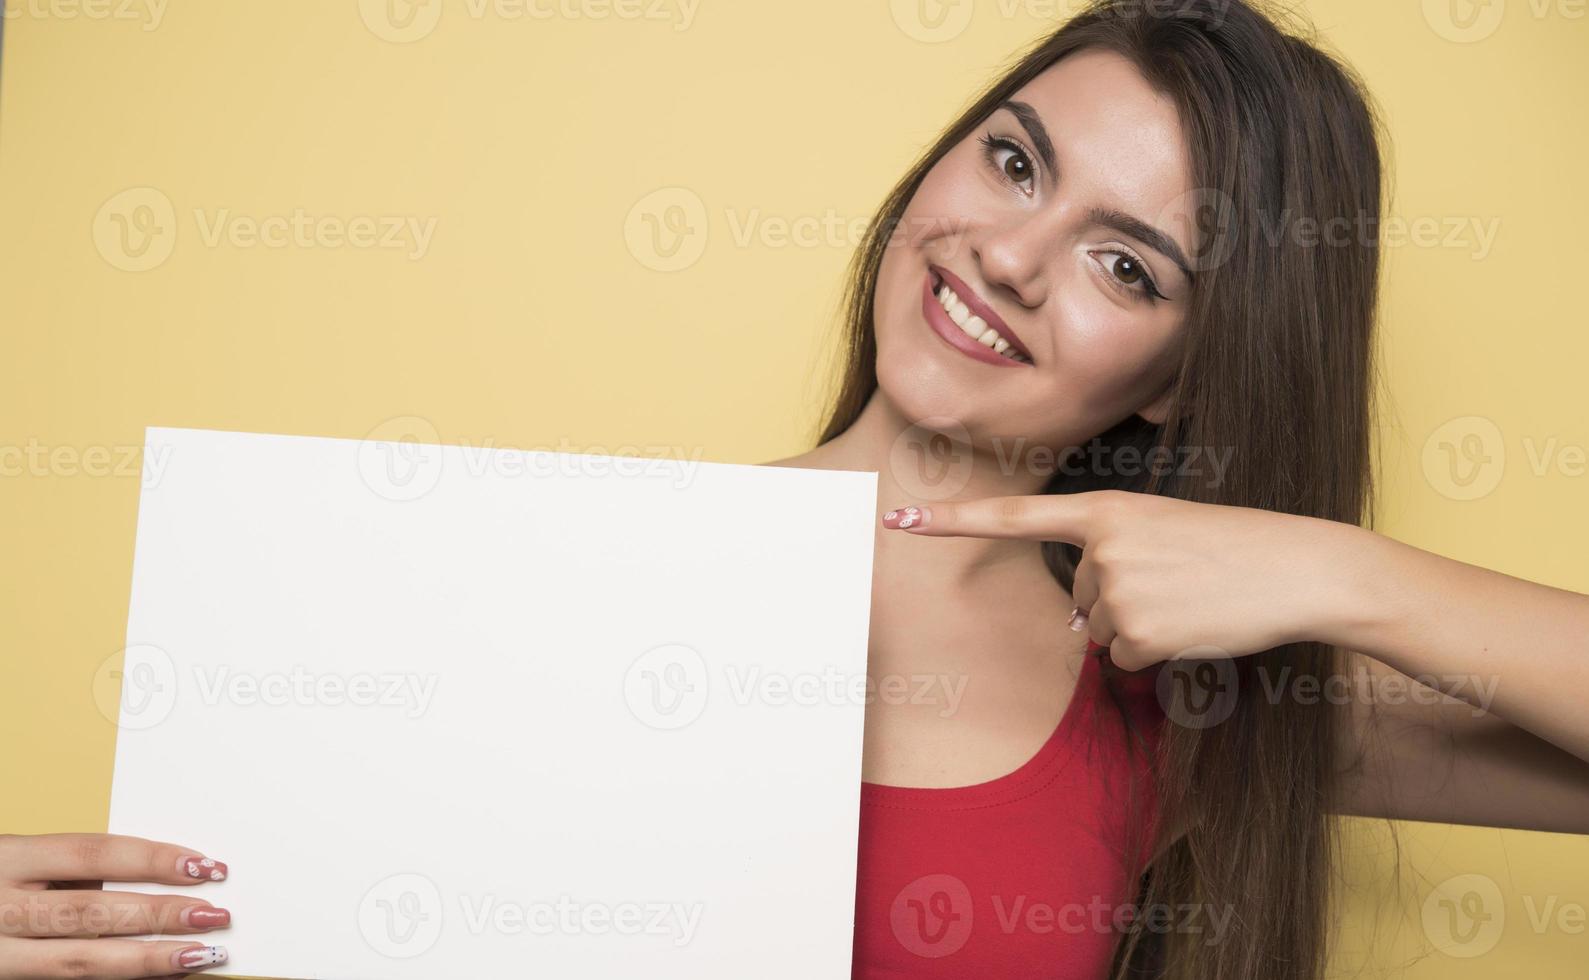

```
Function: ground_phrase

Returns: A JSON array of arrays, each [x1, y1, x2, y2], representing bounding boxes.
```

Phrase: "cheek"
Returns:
[[899, 148, 991, 247], [1039, 283, 1181, 411], [873, 156, 988, 346], [871, 256, 958, 410]]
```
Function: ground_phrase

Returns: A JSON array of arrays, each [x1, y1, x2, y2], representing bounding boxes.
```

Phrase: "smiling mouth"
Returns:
[[923, 265, 1034, 366]]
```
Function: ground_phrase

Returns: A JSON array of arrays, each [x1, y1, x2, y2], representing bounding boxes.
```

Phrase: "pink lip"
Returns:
[[921, 265, 1035, 367]]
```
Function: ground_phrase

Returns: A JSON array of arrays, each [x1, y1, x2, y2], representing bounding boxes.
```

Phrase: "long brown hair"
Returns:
[[817, 2, 1384, 977]]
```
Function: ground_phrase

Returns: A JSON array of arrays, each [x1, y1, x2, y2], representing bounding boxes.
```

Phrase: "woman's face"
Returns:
[[873, 48, 1199, 458]]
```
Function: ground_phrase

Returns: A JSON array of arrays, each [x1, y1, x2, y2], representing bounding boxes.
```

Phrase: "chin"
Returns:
[[872, 283, 994, 441]]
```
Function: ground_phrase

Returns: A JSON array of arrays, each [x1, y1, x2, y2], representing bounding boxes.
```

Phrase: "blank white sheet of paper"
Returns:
[[107, 426, 877, 979]]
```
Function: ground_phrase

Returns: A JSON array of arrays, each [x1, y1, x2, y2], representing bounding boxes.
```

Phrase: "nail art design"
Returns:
[[182, 856, 228, 881], [175, 945, 229, 970], [882, 506, 925, 530], [1068, 607, 1089, 632], [183, 906, 231, 928]]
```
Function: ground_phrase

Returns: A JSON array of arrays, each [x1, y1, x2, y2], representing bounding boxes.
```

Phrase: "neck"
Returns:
[[773, 393, 1062, 596]]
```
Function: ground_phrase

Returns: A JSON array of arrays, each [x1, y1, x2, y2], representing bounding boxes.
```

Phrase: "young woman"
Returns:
[[784, 1, 1589, 976], [2, 1, 1585, 978]]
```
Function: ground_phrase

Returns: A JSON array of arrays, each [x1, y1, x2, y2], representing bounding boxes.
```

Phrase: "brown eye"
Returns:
[[978, 134, 1036, 191], [1091, 249, 1164, 303]]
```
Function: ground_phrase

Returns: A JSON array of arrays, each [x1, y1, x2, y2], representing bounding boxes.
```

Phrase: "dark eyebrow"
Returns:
[[1088, 206, 1195, 282], [997, 99, 1057, 183]]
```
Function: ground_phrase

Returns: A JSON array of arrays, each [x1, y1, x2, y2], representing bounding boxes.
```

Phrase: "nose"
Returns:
[[972, 209, 1056, 310]]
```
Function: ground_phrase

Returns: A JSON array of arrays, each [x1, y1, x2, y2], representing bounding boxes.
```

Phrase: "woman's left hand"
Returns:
[[881, 490, 1372, 670]]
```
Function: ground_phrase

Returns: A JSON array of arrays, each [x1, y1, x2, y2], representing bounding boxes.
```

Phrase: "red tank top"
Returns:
[[851, 646, 1165, 978]]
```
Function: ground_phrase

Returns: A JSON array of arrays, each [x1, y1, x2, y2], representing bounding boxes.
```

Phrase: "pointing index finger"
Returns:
[[881, 492, 1097, 546]]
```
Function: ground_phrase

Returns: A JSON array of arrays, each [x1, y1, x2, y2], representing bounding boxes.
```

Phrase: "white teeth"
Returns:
[[933, 273, 1031, 363]]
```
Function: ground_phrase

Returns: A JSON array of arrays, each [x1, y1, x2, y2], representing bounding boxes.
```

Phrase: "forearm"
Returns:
[[1320, 523, 1589, 762]]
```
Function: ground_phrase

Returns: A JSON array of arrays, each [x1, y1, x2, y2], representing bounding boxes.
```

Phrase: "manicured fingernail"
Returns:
[[1068, 607, 1089, 632], [179, 856, 228, 881], [882, 506, 929, 530], [182, 906, 231, 929], [173, 945, 229, 970]]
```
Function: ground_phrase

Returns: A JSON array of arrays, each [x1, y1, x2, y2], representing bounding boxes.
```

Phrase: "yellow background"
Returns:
[[1, 0, 1585, 974]]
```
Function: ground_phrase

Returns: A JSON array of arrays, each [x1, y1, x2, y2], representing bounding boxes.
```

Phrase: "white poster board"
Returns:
[[107, 427, 876, 979]]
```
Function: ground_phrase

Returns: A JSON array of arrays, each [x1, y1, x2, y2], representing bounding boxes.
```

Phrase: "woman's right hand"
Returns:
[[0, 833, 231, 978]]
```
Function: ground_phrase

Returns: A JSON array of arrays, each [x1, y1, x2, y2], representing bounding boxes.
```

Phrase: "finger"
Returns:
[[881, 493, 1099, 545], [0, 890, 230, 938], [1084, 598, 1119, 650], [1067, 555, 1101, 630], [1085, 601, 1151, 671], [0, 835, 228, 887], [0, 937, 229, 979]]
